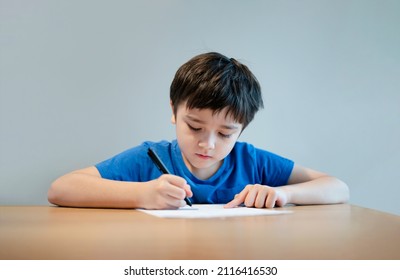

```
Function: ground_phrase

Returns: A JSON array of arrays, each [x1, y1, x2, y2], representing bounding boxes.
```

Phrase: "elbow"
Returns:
[[319, 176, 350, 205], [48, 178, 63, 206], [343, 184, 350, 203], [336, 178, 350, 204]]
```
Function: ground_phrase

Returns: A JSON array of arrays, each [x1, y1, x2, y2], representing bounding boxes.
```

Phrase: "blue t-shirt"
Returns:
[[95, 140, 294, 204]]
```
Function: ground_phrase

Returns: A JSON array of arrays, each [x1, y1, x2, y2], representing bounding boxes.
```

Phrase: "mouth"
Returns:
[[195, 153, 212, 160]]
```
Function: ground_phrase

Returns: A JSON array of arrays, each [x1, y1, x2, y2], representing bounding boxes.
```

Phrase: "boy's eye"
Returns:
[[219, 132, 232, 139], [187, 124, 201, 131], [187, 123, 233, 138]]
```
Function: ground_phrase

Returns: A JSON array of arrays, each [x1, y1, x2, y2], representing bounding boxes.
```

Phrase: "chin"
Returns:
[[193, 159, 220, 170]]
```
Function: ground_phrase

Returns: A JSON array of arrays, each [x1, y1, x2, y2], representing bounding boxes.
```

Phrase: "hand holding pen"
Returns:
[[147, 148, 193, 207]]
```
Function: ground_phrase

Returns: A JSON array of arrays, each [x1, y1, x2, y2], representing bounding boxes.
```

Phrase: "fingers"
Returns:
[[224, 195, 243, 208], [157, 174, 190, 199], [183, 183, 193, 198], [226, 185, 282, 209], [264, 189, 278, 208], [243, 185, 272, 208], [254, 186, 270, 208], [151, 174, 192, 209], [224, 187, 249, 208], [162, 178, 193, 199], [162, 197, 187, 209]]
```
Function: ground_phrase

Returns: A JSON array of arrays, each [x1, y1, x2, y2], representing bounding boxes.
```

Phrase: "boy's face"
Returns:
[[171, 102, 243, 180]]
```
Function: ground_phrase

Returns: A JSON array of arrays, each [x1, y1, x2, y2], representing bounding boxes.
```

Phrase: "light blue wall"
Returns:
[[1, 0, 399, 215]]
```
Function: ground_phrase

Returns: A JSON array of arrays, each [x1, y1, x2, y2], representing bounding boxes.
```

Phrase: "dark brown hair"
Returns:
[[170, 52, 263, 129]]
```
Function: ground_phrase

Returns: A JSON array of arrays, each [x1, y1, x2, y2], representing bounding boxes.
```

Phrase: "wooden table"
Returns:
[[1, 204, 399, 260]]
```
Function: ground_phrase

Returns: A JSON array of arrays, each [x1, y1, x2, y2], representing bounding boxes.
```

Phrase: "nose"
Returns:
[[198, 133, 215, 150]]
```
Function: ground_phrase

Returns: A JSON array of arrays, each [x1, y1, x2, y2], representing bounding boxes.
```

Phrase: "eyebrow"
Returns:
[[185, 115, 240, 130]]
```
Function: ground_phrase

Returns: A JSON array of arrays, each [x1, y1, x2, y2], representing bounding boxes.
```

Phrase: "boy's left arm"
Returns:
[[225, 164, 349, 208], [282, 164, 349, 205]]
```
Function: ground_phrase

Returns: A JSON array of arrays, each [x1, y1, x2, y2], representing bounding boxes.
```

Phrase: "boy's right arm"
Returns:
[[48, 166, 192, 209]]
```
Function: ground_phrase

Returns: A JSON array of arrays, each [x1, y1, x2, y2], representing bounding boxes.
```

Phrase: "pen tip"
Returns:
[[185, 198, 192, 207]]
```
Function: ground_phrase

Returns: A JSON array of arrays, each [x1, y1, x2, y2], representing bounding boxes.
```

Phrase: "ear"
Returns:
[[170, 100, 176, 124]]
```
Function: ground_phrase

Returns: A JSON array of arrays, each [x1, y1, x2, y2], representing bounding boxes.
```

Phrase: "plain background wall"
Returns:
[[1, 0, 399, 215]]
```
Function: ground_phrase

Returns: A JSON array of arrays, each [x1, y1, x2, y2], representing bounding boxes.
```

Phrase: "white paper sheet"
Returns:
[[138, 204, 292, 218]]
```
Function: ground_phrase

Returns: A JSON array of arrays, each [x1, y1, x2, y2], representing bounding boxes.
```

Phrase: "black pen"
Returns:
[[147, 148, 192, 207]]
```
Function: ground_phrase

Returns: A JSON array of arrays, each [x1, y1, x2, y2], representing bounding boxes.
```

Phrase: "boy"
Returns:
[[48, 52, 349, 209]]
